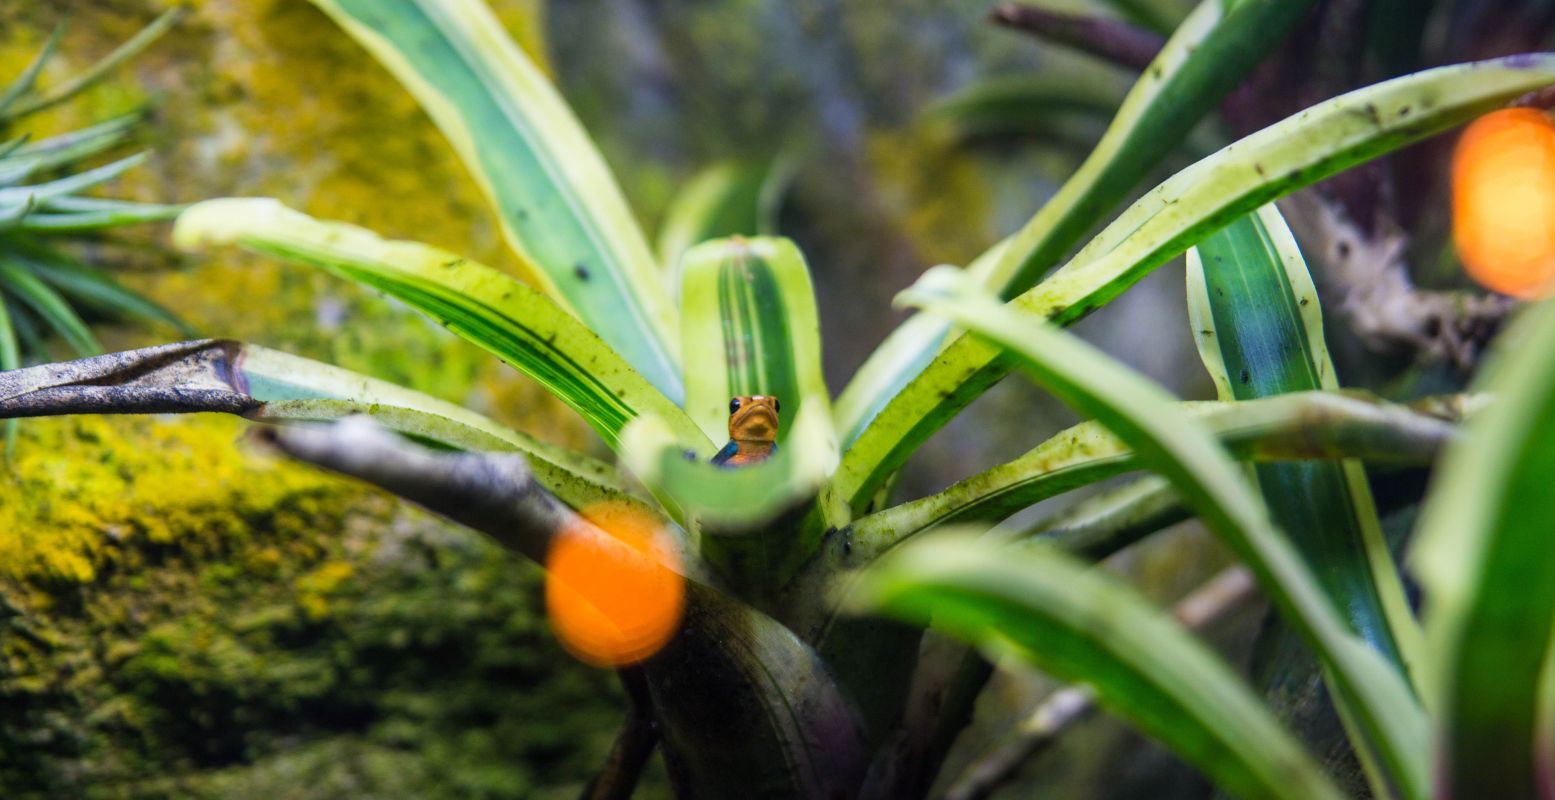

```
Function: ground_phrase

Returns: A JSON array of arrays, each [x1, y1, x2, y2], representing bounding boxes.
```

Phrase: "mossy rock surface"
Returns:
[[0, 415, 625, 799]]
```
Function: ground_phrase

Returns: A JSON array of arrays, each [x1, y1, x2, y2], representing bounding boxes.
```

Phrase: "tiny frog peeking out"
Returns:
[[711, 395, 780, 467]]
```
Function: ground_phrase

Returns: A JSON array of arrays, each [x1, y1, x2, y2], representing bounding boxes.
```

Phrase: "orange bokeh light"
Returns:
[[544, 502, 685, 667], [1453, 108, 1555, 298]]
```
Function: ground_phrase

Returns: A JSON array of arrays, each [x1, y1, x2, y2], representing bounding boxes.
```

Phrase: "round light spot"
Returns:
[[1454, 108, 1555, 298], [545, 502, 684, 667]]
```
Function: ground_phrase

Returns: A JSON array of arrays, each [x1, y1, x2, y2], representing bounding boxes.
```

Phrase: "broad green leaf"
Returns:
[[836, 0, 1309, 447], [849, 390, 1461, 562], [846, 534, 1345, 800], [1187, 205, 1419, 675], [679, 237, 830, 446], [309, 0, 682, 400], [898, 267, 1429, 798], [834, 54, 1555, 515], [173, 198, 712, 456], [657, 160, 790, 283], [1413, 301, 1555, 799], [0, 340, 632, 513]]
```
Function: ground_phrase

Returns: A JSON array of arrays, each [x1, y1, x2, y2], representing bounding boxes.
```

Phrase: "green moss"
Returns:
[[0, 416, 635, 798]]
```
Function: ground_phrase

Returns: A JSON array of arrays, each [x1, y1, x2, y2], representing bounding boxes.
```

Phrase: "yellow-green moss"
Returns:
[[0, 415, 360, 588]]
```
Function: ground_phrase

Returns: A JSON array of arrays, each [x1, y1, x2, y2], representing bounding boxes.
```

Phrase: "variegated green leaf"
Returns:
[[833, 54, 1555, 515], [173, 198, 712, 456], [679, 236, 830, 447], [835, 0, 1314, 449], [1413, 301, 1555, 799], [849, 390, 1461, 563], [898, 267, 1428, 798], [308, 0, 682, 399], [846, 534, 1345, 800], [1187, 205, 1420, 676]]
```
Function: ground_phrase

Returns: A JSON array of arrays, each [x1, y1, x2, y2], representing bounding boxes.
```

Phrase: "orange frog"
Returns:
[[711, 395, 780, 467]]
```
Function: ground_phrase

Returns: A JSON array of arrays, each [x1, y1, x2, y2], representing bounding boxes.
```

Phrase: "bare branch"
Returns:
[[944, 567, 1258, 800], [260, 417, 576, 563], [990, 3, 1165, 72], [583, 668, 660, 800], [0, 340, 259, 418], [1279, 193, 1515, 368]]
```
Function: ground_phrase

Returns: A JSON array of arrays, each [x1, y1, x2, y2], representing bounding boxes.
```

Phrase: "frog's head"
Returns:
[[728, 395, 780, 444]]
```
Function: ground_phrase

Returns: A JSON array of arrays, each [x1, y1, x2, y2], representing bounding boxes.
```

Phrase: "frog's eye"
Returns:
[[773, 398, 781, 413], [729, 398, 742, 415]]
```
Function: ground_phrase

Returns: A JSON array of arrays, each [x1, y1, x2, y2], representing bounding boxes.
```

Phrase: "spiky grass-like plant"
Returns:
[[0, 9, 188, 381]]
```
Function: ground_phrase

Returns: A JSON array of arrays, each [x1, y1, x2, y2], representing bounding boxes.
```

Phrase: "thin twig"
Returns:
[[260, 416, 592, 565], [943, 566, 1259, 800], [582, 667, 660, 800], [990, 3, 1166, 72]]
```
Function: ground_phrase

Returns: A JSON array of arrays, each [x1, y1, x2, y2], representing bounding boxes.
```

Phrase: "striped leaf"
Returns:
[[1413, 301, 1555, 799], [982, 0, 1318, 298], [849, 390, 1462, 564], [173, 198, 711, 456], [834, 0, 1315, 448], [845, 534, 1345, 800], [833, 54, 1555, 515], [0, 340, 633, 513], [309, 0, 682, 400], [897, 267, 1429, 798], [1187, 205, 1420, 674], [679, 237, 831, 448]]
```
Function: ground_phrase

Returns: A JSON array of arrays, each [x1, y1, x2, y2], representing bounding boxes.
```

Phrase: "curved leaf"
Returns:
[[845, 534, 1345, 800], [898, 267, 1429, 798], [1187, 204, 1419, 673], [308, 0, 682, 399], [173, 198, 711, 456], [1413, 301, 1555, 799], [679, 236, 830, 446], [834, 54, 1555, 514], [835, 0, 1314, 446], [850, 390, 1461, 562]]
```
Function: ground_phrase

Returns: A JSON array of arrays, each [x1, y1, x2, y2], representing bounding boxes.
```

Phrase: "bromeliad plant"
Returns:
[[0, 9, 189, 369], [3, 1, 1555, 797]]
